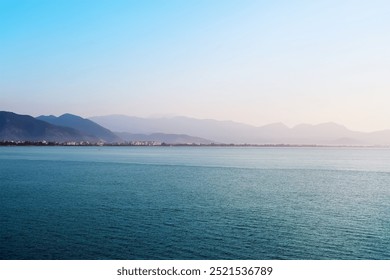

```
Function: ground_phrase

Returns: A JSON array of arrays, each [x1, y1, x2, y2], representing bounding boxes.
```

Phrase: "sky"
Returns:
[[1, 0, 390, 132]]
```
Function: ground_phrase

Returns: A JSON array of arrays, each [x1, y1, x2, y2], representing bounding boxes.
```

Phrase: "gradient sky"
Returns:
[[1, 0, 390, 131]]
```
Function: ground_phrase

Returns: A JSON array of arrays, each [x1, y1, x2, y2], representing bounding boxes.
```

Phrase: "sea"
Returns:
[[0, 146, 389, 260]]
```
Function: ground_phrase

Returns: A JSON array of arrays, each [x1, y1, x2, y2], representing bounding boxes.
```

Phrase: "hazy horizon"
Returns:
[[1, 0, 390, 132], [1, 110, 382, 133], [4, 109, 389, 133]]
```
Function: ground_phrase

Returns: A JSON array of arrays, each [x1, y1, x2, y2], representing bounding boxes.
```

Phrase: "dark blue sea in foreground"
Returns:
[[0, 146, 389, 259]]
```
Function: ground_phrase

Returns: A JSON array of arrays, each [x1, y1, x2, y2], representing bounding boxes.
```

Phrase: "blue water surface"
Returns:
[[0, 146, 389, 259]]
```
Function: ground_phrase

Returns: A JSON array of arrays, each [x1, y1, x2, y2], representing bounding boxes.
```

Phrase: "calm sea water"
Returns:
[[0, 146, 389, 260]]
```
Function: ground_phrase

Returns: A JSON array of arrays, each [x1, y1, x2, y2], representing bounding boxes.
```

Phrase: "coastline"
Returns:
[[1, 140, 389, 148]]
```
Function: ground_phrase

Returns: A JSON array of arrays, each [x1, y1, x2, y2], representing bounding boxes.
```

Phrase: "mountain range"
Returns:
[[0, 111, 214, 144], [0, 111, 96, 142], [90, 114, 390, 146], [2, 111, 390, 145], [37, 113, 121, 143]]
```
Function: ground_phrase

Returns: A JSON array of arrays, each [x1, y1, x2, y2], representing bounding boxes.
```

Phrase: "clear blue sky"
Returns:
[[1, 0, 390, 131]]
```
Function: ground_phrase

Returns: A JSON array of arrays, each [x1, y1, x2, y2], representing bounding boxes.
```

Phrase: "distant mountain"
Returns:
[[5, 110, 390, 145], [0, 111, 97, 142], [273, 122, 366, 145], [90, 115, 390, 145], [37, 113, 121, 143], [90, 115, 258, 144], [116, 132, 214, 144]]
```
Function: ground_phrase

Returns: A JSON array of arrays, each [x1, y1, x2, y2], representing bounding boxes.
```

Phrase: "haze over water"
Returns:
[[1, 146, 389, 259]]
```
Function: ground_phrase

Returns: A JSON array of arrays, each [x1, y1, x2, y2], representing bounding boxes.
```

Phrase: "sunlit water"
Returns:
[[0, 146, 389, 259]]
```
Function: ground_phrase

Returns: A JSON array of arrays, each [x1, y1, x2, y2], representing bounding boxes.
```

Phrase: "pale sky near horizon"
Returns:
[[1, 0, 390, 132]]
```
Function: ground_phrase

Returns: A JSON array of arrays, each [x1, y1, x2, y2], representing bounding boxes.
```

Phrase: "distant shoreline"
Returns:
[[1, 141, 389, 148]]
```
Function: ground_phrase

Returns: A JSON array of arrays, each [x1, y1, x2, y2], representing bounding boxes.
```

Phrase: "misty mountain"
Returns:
[[116, 132, 214, 144], [0, 111, 98, 142], [90, 115, 259, 144], [37, 113, 122, 143], [90, 115, 390, 145]]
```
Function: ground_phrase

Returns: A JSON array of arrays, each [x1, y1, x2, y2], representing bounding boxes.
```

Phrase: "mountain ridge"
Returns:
[[90, 114, 390, 145], [37, 113, 122, 143], [2, 111, 390, 145], [0, 111, 98, 142]]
